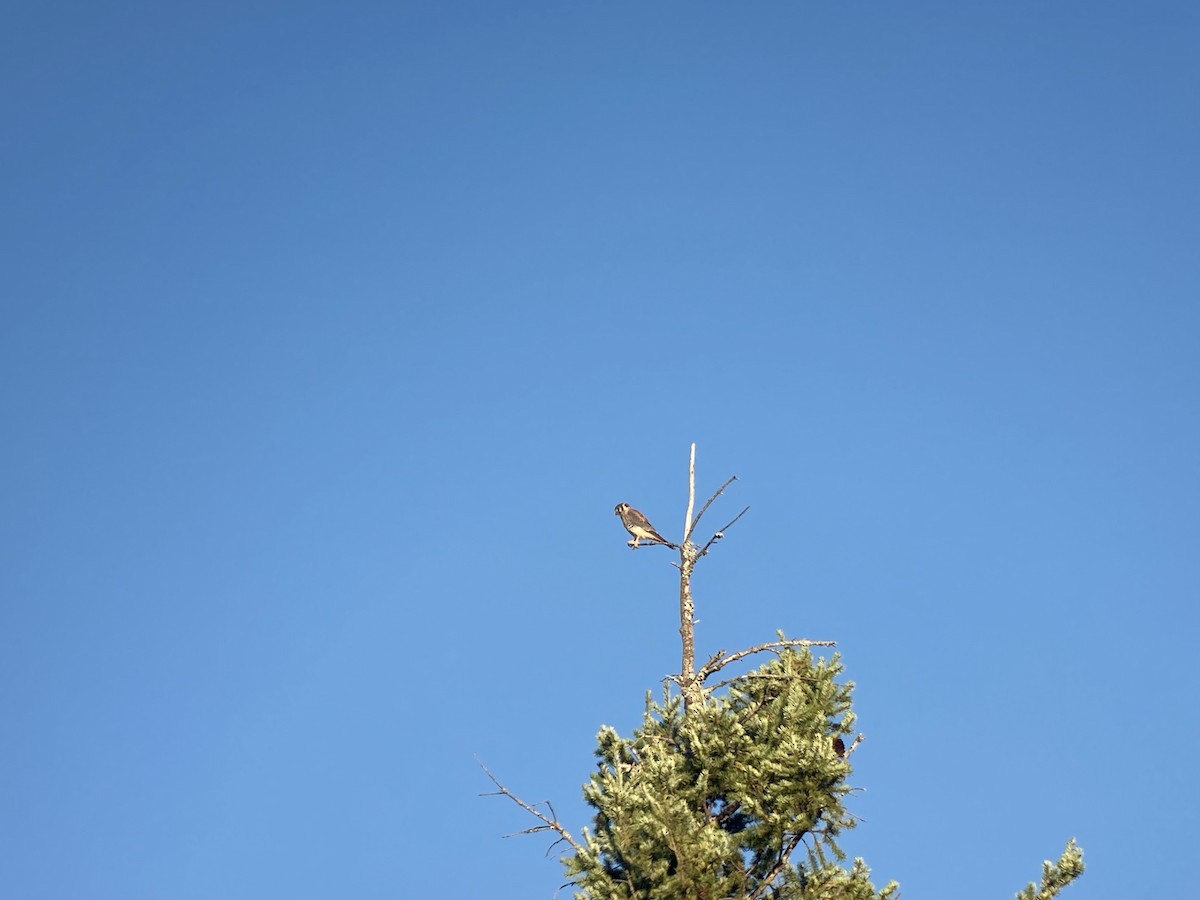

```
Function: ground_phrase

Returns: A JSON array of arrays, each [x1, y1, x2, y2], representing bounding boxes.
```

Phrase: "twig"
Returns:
[[476, 756, 584, 855], [627, 538, 677, 550], [698, 505, 751, 556], [844, 733, 865, 759], [697, 638, 837, 684], [686, 474, 738, 543], [699, 647, 728, 673]]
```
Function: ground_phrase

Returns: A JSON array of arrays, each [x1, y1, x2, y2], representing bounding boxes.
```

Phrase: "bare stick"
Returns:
[[686, 474, 738, 543], [627, 537, 677, 550], [683, 443, 696, 545], [697, 638, 837, 684], [476, 756, 584, 855], [698, 504, 751, 556], [699, 647, 728, 673], [844, 733, 866, 759]]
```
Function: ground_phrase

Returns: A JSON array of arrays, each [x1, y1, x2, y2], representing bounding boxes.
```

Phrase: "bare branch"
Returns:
[[700, 647, 727, 672], [698, 504, 751, 556], [502, 824, 562, 842], [627, 538, 677, 550], [844, 733, 866, 759], [476, 756, 583, 855], [748, 831, 806, 900], [697, 638, 837, 684], [683, 443, 696, 545], [686, 474, 738, 543]]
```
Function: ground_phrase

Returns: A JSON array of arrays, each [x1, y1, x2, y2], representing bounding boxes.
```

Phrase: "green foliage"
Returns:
[[1015, 839, 1085, 900], [562, 648, 899, 900]]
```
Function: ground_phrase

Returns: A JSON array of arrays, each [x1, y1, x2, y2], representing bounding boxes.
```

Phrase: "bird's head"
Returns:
[[614, 502, 630, 516]]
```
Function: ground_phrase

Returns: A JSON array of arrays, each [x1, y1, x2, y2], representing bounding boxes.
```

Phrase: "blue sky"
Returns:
[[2, 2, 1197, 898]]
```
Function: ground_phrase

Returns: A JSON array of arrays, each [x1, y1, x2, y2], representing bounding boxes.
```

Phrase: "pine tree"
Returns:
[[483, 446, 1084, 900], [564, 646, 893, 900]]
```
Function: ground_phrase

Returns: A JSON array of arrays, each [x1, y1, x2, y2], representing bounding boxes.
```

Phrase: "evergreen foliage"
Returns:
[[563, 647, 899, 900], [1015, 839, 1085, 900]]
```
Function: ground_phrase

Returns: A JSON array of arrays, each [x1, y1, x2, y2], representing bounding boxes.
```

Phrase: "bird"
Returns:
[[614, 502, 674, 548]]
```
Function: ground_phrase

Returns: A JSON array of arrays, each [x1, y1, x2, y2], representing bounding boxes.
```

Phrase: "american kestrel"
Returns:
[[614, 502, 673, 548]]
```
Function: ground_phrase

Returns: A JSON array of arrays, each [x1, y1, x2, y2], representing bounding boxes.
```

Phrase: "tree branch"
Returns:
[[843, 733, 865, 759], [626, 538, 677, 550], [686, 474, 738, 543], [698, 504, 751, 556], [682, 443, 696, 546], [748, 831, 806, 900], [697, 638, 837, 684], [476, 756, 584, 855], [1016, 839, 1085, 900]]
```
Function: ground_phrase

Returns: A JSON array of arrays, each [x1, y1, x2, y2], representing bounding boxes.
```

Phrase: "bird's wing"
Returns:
[[627, 507, 654, 528]]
